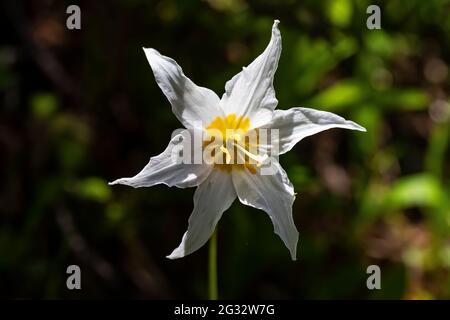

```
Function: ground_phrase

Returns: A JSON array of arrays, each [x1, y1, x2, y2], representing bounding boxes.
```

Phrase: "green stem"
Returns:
[[208, 228, 218, 300]]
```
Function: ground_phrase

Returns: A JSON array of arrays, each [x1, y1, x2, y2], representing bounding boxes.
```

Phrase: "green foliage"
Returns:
[[73, 177, 112, 203], [31, 93, 59, 119]]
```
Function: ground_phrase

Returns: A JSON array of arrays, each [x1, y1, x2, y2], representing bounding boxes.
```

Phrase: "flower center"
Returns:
[[204, 114, 267, 173]]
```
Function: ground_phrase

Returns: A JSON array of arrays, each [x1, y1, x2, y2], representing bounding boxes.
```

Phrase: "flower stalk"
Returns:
[[208, 228, 218, 300]]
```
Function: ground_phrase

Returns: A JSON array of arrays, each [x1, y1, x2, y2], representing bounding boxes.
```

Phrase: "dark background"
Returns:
[[0, 0, 449, 299]]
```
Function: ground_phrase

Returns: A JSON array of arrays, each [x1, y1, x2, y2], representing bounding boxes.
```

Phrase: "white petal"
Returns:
[[232, 159, 299, 260], [109, 130, 212, 188], [268, 107, 366, 155], [219, 20, 282, 128], [167, 169, 236, 259], [143, 48, 223, 130]]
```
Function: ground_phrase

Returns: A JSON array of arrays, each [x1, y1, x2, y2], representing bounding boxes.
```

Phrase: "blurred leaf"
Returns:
[[106, 202, 125, 225], [425, 123, 450, 178], [365, 31, 394, 58], [360, 173, 446, 224], [383, 174, 444, 210], [205, 0, 247, 13], [286, 164, 313, 190], [31, 93, 59, 119], [74, 177, 111, 202], [57, 140, 86, 170], [51, 113, 90, 143], [333, 35, 358, 58], [376, 89, 429, 111], [293, 36, 358, 96], [307, 80, 366, 111], [327, 0, 353, 27], [352, 105, 382, 156]]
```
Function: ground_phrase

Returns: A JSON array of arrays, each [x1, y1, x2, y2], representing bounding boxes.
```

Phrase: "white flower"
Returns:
[[109, 20, 366, 260]]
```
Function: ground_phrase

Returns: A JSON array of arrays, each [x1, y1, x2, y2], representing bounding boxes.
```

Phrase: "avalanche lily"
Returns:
[[110, 20, 366, 260]]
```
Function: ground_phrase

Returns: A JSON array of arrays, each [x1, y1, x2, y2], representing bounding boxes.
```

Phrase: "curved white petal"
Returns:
[[167, 169, 236, 259], [231, 159, 299, 260], [109, 130, 212, 188], [219, 20, 282, 128], [268, 107, 366, 155], [143, 48, 223, 130]]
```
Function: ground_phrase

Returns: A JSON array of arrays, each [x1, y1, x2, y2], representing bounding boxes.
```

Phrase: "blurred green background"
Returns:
[[1, 0, 449, 299]]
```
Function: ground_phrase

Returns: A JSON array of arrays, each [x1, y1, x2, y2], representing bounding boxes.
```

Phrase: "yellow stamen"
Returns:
[[204, 113, 267, 174]]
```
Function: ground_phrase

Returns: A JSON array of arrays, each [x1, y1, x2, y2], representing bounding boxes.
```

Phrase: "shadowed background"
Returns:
[[0, 0, 449, 299]]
